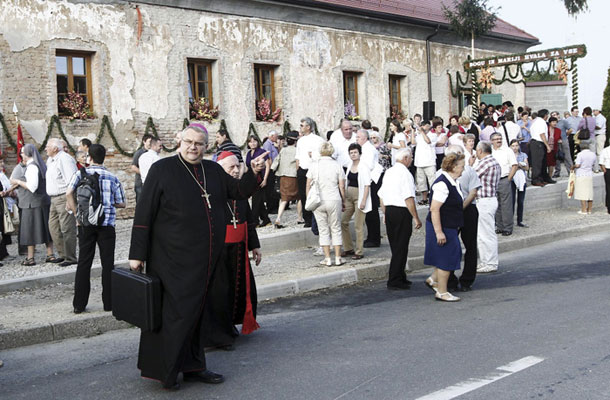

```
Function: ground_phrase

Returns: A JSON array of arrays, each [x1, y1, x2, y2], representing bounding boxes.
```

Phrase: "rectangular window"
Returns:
[[254, 64, 276, 110], [389, 75, 403, 111], [343, 71, 359, 114], [56, 51, 93, 114], [187, 59, 213, 106]]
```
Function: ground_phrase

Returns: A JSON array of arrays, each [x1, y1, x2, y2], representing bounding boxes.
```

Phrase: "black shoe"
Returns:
[[495, 229, 502, 234], [59, 260, 77, 267], [303, 223, 312, 228], [447, 284, 459, 291], [162, 381, 180, 391], [517, 223, 529, 228], [544, 179, 557, 184], [363, 242, 380, 248], [73, 307, 85, 314], [183, 370, 225, 384], [219, 344, 235, 351], [502, 231, 512, 236], [459, 285, 472, 292], [387, 282, 411, 290]]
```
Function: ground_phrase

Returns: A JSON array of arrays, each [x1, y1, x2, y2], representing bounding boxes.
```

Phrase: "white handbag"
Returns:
[[304, 162, 321, 212]]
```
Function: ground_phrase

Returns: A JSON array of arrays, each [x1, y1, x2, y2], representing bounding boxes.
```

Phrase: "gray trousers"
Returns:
[[556, 139, 573, 176], [495, 177, 514, 233], [48, 195, 77, 262]]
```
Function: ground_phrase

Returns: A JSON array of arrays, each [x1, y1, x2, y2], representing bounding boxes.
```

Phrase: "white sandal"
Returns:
[[319, 258, 332, 266], [335, 257, 344, 266], [435, 292, 461, 302], [425, 277, 438, 293]]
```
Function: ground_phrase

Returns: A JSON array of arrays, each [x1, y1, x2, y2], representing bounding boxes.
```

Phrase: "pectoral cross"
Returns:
[[231, 215, 238, 229], [201, 191, 212, 209]]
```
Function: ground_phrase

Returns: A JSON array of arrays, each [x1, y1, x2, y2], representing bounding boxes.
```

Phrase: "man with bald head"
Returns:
[[330, 119, 356, 169], [45, 137, 78, 266], [128, 124, 268, 390]]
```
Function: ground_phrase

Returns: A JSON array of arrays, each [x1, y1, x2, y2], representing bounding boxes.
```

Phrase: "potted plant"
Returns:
[[256, 98, 282, 122]]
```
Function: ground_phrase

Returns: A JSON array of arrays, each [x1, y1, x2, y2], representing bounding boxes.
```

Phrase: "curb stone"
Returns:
[[1, 219, 609, 350]]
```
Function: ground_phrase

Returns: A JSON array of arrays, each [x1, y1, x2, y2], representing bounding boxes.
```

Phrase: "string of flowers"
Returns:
[[256, 98, 282, 122]]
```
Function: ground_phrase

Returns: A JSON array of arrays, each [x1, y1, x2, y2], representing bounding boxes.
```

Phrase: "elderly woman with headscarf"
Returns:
[[10, 144, 60, 266]]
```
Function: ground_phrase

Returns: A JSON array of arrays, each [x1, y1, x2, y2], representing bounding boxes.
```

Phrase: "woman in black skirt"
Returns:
[[423, 152, 465, 302], [10, 144, 60, 266]]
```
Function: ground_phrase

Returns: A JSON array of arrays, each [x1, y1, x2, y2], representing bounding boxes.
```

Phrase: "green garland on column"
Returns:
[[571, 59, 579, 109]]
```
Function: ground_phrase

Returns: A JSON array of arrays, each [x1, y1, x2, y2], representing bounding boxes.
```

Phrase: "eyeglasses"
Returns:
[[182, 139, 205, 148]]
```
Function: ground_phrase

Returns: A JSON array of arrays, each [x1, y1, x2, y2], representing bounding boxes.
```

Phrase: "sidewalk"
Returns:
[[1, 175, 608, 350]]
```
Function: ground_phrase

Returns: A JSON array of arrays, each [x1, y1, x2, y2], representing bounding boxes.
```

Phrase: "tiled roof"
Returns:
[[298, 0, 538, 42]]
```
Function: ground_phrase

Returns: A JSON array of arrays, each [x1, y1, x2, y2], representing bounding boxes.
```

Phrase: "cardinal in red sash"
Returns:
[[203, 151, 261, 350]]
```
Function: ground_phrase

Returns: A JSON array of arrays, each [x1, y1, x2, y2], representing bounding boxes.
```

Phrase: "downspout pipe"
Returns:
[[426, 25, 440, 103]]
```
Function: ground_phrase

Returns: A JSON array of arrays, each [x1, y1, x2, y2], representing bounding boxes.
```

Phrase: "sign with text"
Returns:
[[464, 45, 586, 70]]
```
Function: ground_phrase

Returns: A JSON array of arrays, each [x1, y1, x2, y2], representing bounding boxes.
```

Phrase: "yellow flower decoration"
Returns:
[[477, 67, 494, 91], [556, 59, 569, 83]]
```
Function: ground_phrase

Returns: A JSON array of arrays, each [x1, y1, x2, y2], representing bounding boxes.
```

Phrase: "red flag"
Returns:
[[16, 123, 24, 163]]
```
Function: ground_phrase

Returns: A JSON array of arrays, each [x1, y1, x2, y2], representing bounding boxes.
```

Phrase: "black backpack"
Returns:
[[75, 168, 105, 226]]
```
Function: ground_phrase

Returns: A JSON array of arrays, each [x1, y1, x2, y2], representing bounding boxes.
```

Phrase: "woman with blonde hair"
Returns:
[[423, 152, 465, 302], [307, 142, 346, 266]]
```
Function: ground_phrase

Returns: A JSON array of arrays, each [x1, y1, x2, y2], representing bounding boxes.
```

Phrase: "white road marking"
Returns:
[[415, 356, 545, 400]]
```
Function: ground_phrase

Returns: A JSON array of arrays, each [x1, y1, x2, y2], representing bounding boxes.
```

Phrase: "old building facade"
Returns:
[[0, 0, 537, 214]]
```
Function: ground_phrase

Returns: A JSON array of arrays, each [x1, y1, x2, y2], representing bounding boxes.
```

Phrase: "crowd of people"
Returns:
[[0, 100, 608, 389], [224, 100, 608, 301]]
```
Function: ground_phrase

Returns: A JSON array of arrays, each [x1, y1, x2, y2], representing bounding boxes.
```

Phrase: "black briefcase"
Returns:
[[111, 267, 161, 332]]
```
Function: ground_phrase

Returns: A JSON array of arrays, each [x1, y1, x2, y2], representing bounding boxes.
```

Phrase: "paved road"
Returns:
[[2, 231, 610, 399]]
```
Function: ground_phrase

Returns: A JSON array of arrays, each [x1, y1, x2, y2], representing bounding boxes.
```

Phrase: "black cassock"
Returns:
[[202, 199, 260, 348], [128, 155, 258, 386]]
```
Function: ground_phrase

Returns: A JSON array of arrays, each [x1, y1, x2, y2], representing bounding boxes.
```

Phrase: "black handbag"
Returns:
[[577, 128, 590, 141], [111, 267, 161, 332], [556, 146, 565, 162]]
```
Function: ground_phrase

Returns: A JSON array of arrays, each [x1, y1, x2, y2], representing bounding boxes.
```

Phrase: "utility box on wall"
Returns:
[[480, 93, 503, 107]]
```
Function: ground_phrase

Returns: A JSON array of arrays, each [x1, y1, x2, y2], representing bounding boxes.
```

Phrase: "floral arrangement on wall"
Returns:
[[390, 105, 406, 121], [256, 98, 282, 122], [344, 101, 360, 121], [190, 98, 219, 121], [60, 91, 95, 120]]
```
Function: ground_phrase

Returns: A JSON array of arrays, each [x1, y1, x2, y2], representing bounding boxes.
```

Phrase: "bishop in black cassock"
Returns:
[[128, 125, 267, 390]]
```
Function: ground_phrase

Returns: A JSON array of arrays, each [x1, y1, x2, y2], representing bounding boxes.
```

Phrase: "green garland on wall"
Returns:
[[0, 113, 17, 149], [1, 113, 291, 159]]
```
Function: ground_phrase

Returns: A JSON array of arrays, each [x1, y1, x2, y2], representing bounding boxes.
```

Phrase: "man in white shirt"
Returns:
[[295, 117, 325, 227], [378, 148, 422, 290], [330, 119, 356, 169], [491, 133, 517, 236], [499, 111, 521, 148], [412, 122, 437, 205], [529, 109, 552, 186], [594, 109, 607, 158], [356, 129, 383, 247], [45, 138, 78, 266], [139, 137, 162, 183]]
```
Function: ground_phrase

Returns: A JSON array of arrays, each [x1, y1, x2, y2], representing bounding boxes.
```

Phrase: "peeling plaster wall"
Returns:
[[0, 0, 527, 214]]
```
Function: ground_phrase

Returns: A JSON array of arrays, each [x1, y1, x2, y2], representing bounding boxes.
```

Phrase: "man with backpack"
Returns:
[[66, 144, 126, 314]]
